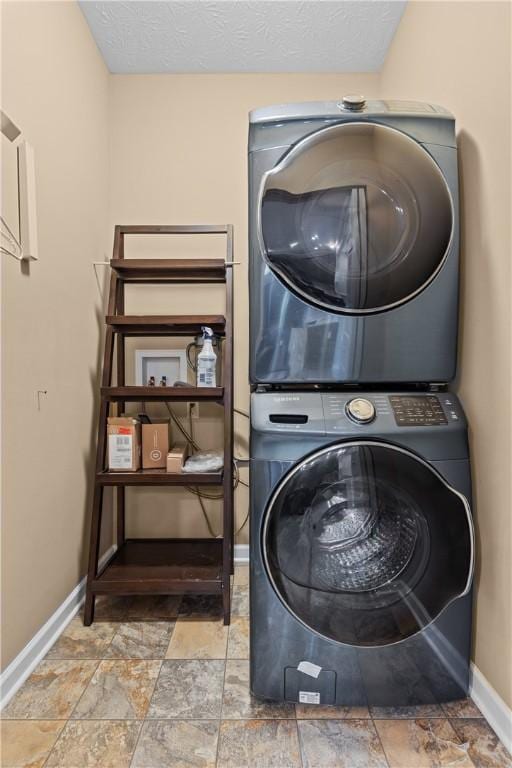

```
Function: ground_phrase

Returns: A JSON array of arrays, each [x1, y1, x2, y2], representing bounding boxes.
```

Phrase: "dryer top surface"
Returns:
[[249, 99, 454, 125]]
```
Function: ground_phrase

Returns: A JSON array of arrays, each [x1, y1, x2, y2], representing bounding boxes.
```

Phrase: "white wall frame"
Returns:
[[17, 140, 38, 261], [135, 349, 187, 387]]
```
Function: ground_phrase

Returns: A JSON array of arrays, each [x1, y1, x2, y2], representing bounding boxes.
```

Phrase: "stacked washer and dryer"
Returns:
[[247, 97, 474, 708]]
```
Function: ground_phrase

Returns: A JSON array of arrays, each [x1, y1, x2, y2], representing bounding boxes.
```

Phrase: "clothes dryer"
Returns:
[[249, 99, 459, 385]]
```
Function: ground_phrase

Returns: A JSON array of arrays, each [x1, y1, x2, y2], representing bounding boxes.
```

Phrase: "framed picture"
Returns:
[[135, 349, 187, 387]]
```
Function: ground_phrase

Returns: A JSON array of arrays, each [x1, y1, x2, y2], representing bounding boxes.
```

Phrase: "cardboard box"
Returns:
[[142, 419, 170, 469], [107, 417, 141, 472], [166, 443, 189, 473]]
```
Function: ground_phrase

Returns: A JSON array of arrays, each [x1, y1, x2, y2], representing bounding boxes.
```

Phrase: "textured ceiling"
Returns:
[[79, 1, 407, 74]]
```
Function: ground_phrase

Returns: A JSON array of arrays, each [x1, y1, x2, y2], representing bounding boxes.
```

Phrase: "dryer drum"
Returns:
[[263, 442, 472, 646], [259, 122, 454, 314]]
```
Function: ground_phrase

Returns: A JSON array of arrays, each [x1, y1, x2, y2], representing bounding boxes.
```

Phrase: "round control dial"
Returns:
[[346, 398, 376, 424]]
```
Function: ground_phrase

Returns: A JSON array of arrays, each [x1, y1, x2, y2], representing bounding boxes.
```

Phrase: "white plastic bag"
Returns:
[[183, 450, 224, 473]]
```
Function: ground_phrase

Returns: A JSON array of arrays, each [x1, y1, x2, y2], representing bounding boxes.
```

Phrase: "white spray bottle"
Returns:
[[197, 326, 217, 387]]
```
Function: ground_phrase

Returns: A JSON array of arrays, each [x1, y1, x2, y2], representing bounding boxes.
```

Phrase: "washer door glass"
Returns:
[[263, 442, 473, 647], [260, 123, 453, 314]]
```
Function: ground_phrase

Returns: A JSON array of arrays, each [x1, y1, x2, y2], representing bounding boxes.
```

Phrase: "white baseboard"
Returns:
[[234, 544, 249, 563], [470, 662, 512, 753], [0, 546, 116, 710]]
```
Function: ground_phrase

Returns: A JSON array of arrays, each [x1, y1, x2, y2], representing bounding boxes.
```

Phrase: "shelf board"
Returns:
[[106, 314, 225, 336], [97, 469, 223, 486], [110, 258, 226, 283], [101, 386, 224, 402], [117, 225, 230, 235], [91, 538, 224, 595]]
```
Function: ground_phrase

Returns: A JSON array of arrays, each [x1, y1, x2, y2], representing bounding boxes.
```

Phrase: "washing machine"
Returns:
[[249, 98, 459, 386], [250, 390, 474, 707]]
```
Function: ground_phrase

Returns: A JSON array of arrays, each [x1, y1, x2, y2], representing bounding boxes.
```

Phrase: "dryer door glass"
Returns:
[[263, 442, 473, 647], [260, 123, 453, 314]]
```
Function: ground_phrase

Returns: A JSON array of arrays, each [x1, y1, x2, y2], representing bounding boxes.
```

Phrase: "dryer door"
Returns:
[[262, 441, 473, 647], [259, 122, 454, 314]]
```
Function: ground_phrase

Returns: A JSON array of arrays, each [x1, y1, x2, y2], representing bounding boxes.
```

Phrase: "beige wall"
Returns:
[[108, 73, 380, 544], [2, 1, 511, 711], [1, 1, 109, 669], [381, 0, 511, 708]]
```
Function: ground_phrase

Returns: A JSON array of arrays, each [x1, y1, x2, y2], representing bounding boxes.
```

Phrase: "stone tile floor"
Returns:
[[2, 565, 511, 767]]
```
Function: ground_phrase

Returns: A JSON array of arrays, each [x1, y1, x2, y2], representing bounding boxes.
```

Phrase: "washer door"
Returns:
[[263, 442, 473, 647], [259, 122, 453, 314]]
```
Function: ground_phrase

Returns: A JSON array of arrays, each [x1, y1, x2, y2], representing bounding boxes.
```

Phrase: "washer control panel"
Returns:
[[251, 391, 464, 435], [346, 397, 375, 424], [389, 395, 448, 426]]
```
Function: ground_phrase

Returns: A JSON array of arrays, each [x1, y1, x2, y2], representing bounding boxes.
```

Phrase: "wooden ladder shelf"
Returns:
[[84, 224, 234, 625]]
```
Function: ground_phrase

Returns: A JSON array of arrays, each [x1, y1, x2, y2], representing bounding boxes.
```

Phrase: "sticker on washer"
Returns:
[[297, 661, 322, 678], [299, 691, 321, 704]]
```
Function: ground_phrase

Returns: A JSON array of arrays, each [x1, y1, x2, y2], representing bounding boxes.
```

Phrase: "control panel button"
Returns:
[[346, 398, 375, 424]]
